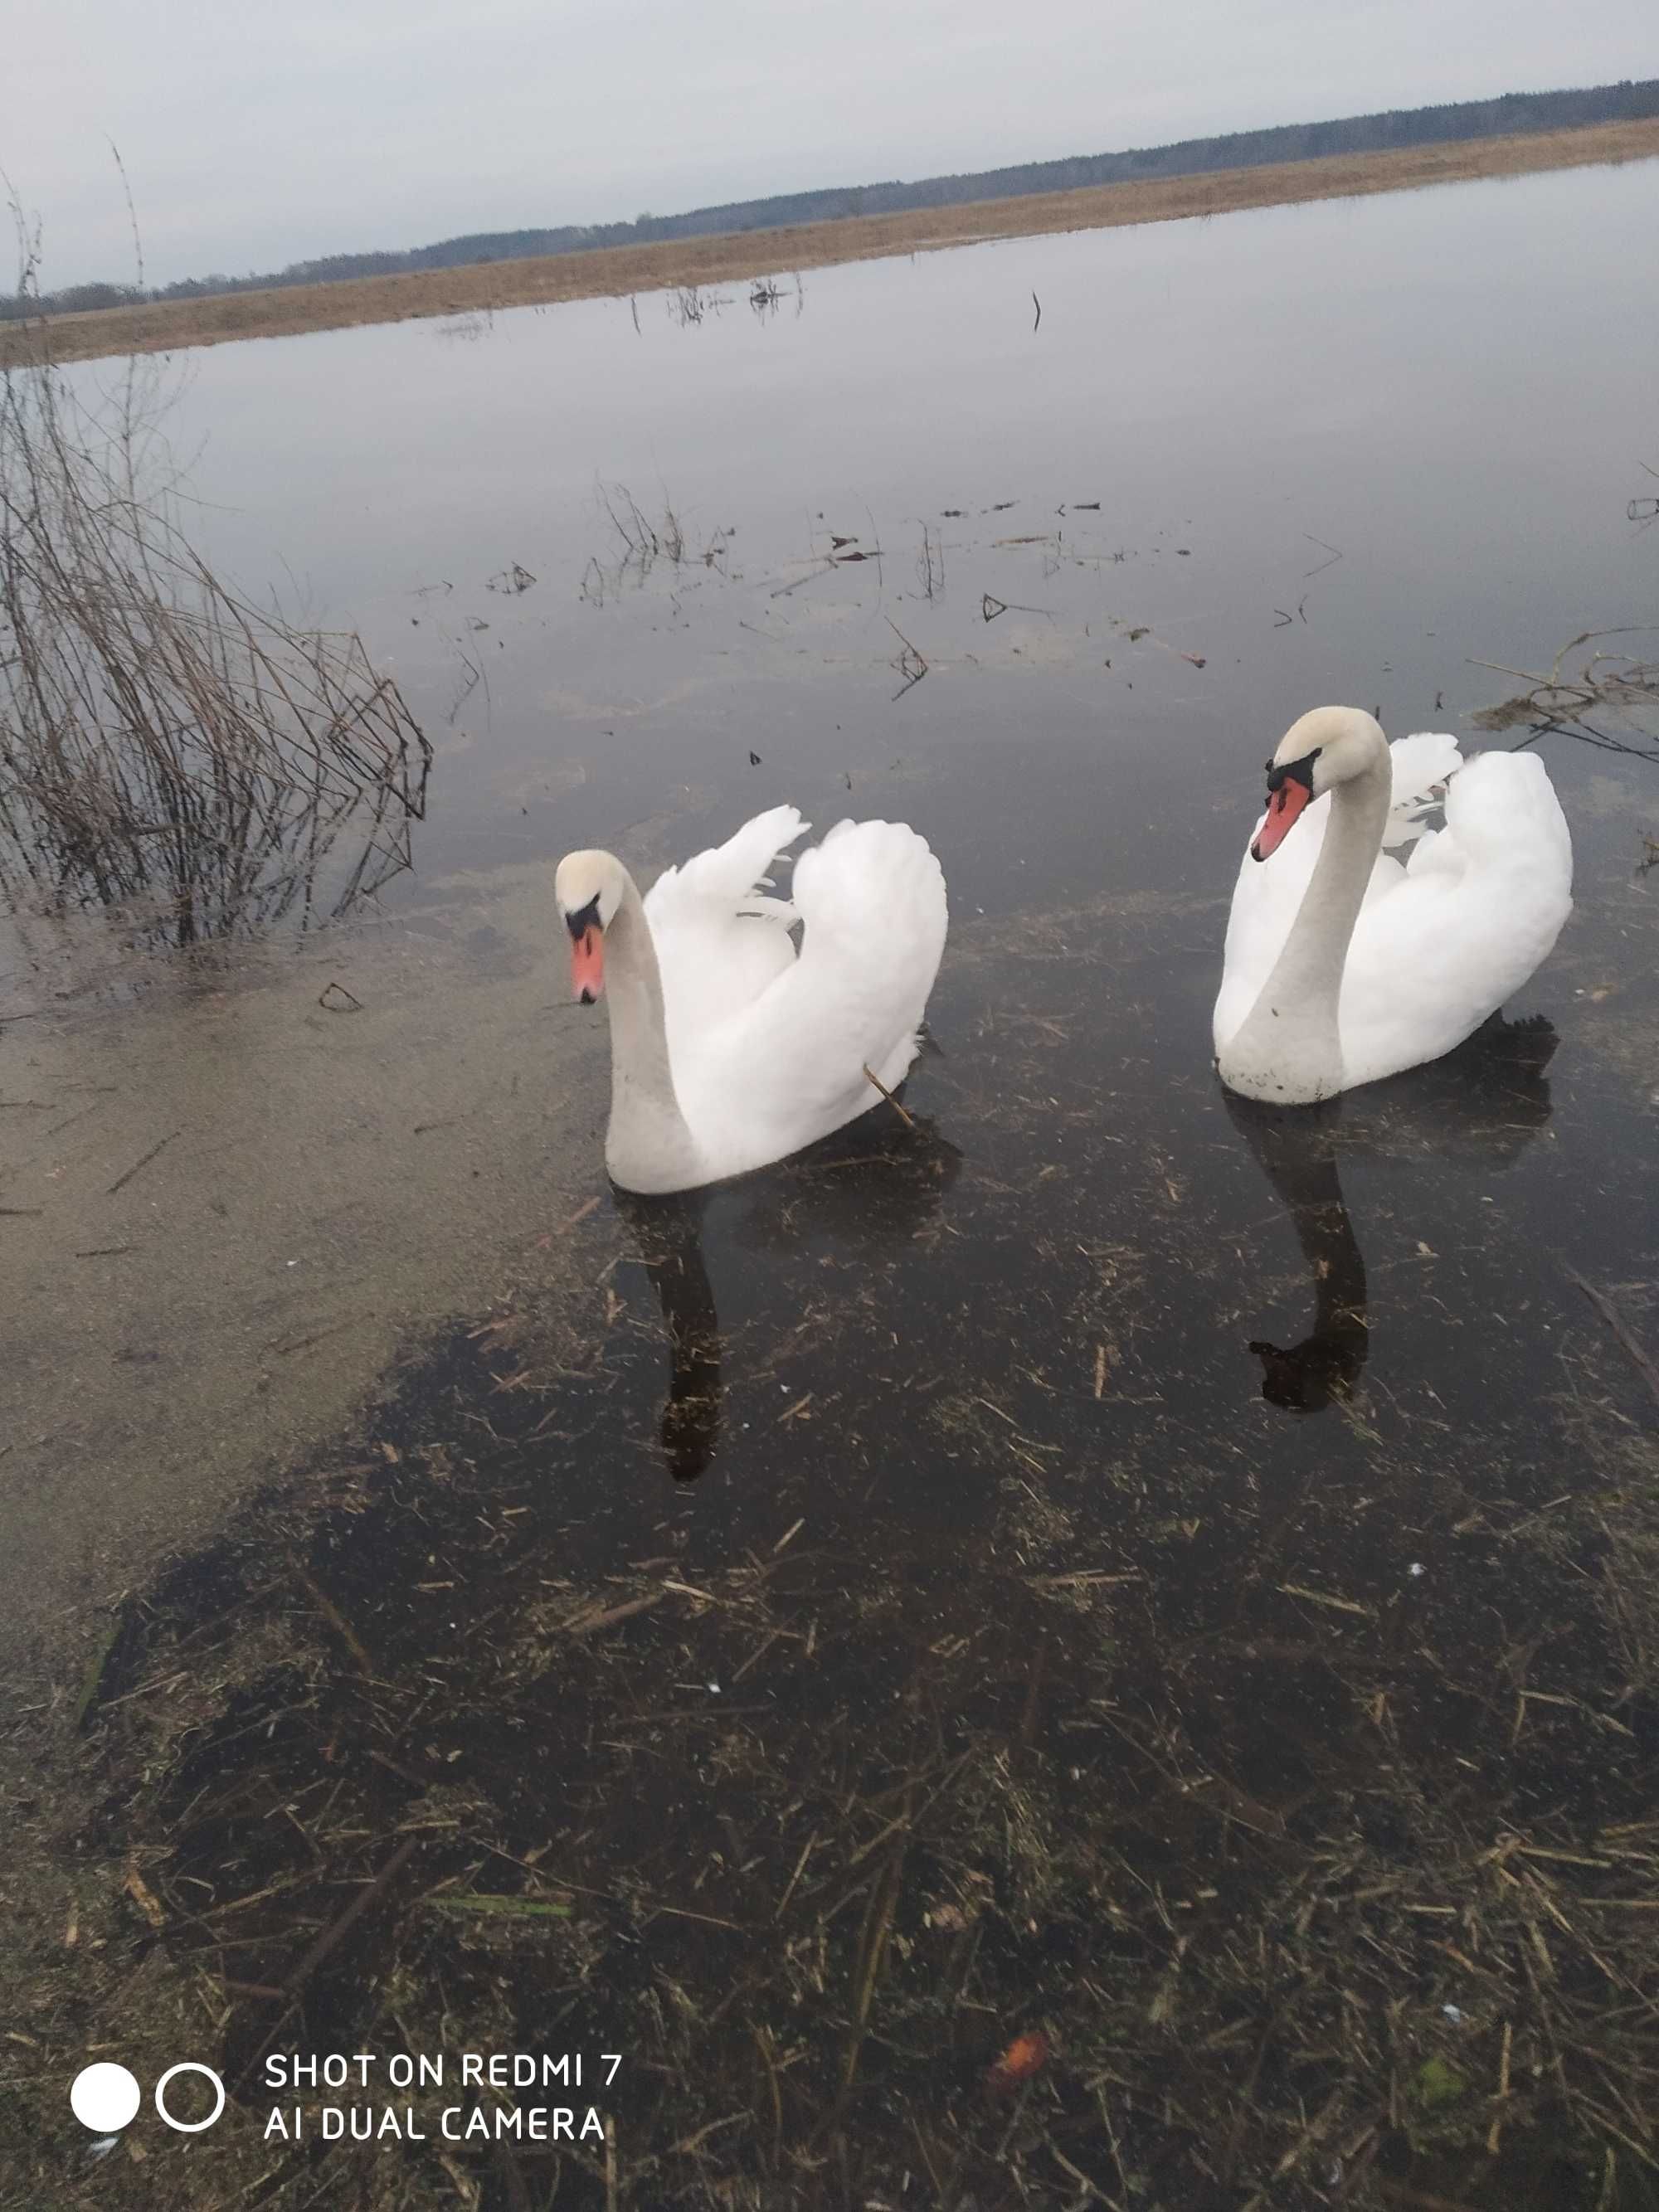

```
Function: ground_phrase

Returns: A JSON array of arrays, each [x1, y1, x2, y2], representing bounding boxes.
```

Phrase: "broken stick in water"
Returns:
[[862, 1064, 916, 1130]]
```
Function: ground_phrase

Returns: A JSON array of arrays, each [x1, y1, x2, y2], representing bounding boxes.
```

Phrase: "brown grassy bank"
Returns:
[[7, 115, 1659, 369]]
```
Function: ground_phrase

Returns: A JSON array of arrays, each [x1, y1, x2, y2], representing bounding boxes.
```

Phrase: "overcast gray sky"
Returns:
[[3, 0, 1655, 288]]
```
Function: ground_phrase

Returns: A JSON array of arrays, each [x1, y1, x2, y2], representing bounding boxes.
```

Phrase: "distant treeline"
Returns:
[[6, 77, 1656, 322]]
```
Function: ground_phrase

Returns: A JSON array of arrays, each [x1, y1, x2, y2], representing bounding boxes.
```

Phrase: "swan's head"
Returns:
[[1251, 707, 1386, 863], [554, 849, 627, 1004]]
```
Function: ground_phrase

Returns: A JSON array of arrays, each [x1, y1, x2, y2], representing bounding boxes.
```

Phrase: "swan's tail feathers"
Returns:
[[794, 817, 949, 994], [645, 805, 810, 931], [703, 817, 946, 1150], [1444, 747, 1574, 892], [1386, 731, 1464, 841]]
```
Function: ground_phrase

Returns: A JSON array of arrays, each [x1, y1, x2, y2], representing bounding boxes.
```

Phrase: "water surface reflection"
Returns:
[[617, 1104, 961, 1480], [1229, 1014, 1559, 1412]]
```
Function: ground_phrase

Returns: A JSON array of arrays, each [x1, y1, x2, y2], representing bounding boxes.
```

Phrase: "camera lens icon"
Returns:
[[71, 2060, 226, 2134], [71, 2064, 141, 2133], [154, 2064, 227, 2132]]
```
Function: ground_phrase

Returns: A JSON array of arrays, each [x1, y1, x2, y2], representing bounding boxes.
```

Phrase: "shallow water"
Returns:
[[7, 157, 1659, 2209]]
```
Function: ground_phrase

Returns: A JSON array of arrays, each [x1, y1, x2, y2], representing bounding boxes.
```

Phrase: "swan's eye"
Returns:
[[1265, 748, 1320, 797], [563, 892, 602, 941]]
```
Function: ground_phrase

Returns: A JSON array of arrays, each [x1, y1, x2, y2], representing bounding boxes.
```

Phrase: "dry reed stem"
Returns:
[[0, 261, 431, 943]]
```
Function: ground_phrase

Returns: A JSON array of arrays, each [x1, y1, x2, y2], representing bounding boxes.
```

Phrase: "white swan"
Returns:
[[1214, 707, 1572, 1104], [555, 805, 947, 1193]]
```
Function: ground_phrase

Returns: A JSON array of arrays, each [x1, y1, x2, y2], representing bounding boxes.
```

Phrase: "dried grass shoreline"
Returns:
[[7, 115, 1659, 369]]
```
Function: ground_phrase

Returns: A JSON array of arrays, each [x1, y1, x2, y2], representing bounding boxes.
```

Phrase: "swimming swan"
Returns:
[[1214, 707, 1571, 1104], [556, 806, 947, 1192]]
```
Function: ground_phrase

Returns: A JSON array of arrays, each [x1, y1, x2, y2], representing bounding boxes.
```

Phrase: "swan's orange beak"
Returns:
[[1251, 776, 1312, 862], [571, 925, 605, 1004]]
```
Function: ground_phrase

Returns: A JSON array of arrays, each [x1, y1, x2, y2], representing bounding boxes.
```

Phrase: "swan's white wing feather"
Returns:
[[673, 818, 947, 1167], [644, 805, 808, 1062], [1335, 751, 1572, 1086], [1404, 824, 1462, 881], [1385, 730, 1462, 834], [788, 818, 948, 1092]]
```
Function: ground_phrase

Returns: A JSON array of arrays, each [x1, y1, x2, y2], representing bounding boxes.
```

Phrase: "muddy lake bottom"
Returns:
[[11, 897, 1659, 2211], [5, 157, 1659, 2210]]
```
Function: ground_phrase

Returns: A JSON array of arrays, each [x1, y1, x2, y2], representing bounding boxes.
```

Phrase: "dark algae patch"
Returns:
[[9, 880, 1659, 2212]]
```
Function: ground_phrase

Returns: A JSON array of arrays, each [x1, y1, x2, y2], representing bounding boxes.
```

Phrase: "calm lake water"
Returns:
[[14, 157, 1659, 2209]]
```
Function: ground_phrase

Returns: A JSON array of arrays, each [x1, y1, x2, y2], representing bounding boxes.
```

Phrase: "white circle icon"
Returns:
[[154, 2062, 226, 2133], [71, 2063, 142, 2132]]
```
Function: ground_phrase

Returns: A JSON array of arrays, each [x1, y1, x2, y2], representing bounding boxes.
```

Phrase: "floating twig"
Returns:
[[106, 1130, 178, 1197], [862, 1062, 916, 1128], [885, 618, 928, 701], [769, 559, 836, 599], [1278, 1582, 1374, 1618], [283, 1838, 419, 1994], [1564, 1264, 1659, 1416], [563, 1591, 666, 1636], [422, 1893, 572, 1919]]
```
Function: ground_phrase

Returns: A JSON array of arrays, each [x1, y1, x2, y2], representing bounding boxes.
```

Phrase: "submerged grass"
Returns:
[[5, 889, 1659, 2212]]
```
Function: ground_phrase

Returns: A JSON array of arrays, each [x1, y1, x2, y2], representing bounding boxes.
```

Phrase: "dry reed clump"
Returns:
[[0, 294, 430, 946], [1471, 629, 1659, 762], [581, 478, 734, 600]]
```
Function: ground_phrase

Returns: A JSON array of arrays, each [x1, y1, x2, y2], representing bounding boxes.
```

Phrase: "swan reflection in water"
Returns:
[[612, 1105, 961, 1480], [1227, 1013, 1559, 1412]]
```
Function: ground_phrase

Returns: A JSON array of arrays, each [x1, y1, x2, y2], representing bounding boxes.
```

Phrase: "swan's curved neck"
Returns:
[[602, 876, 701, 1188], [1221, 746, 1391, 1102]]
